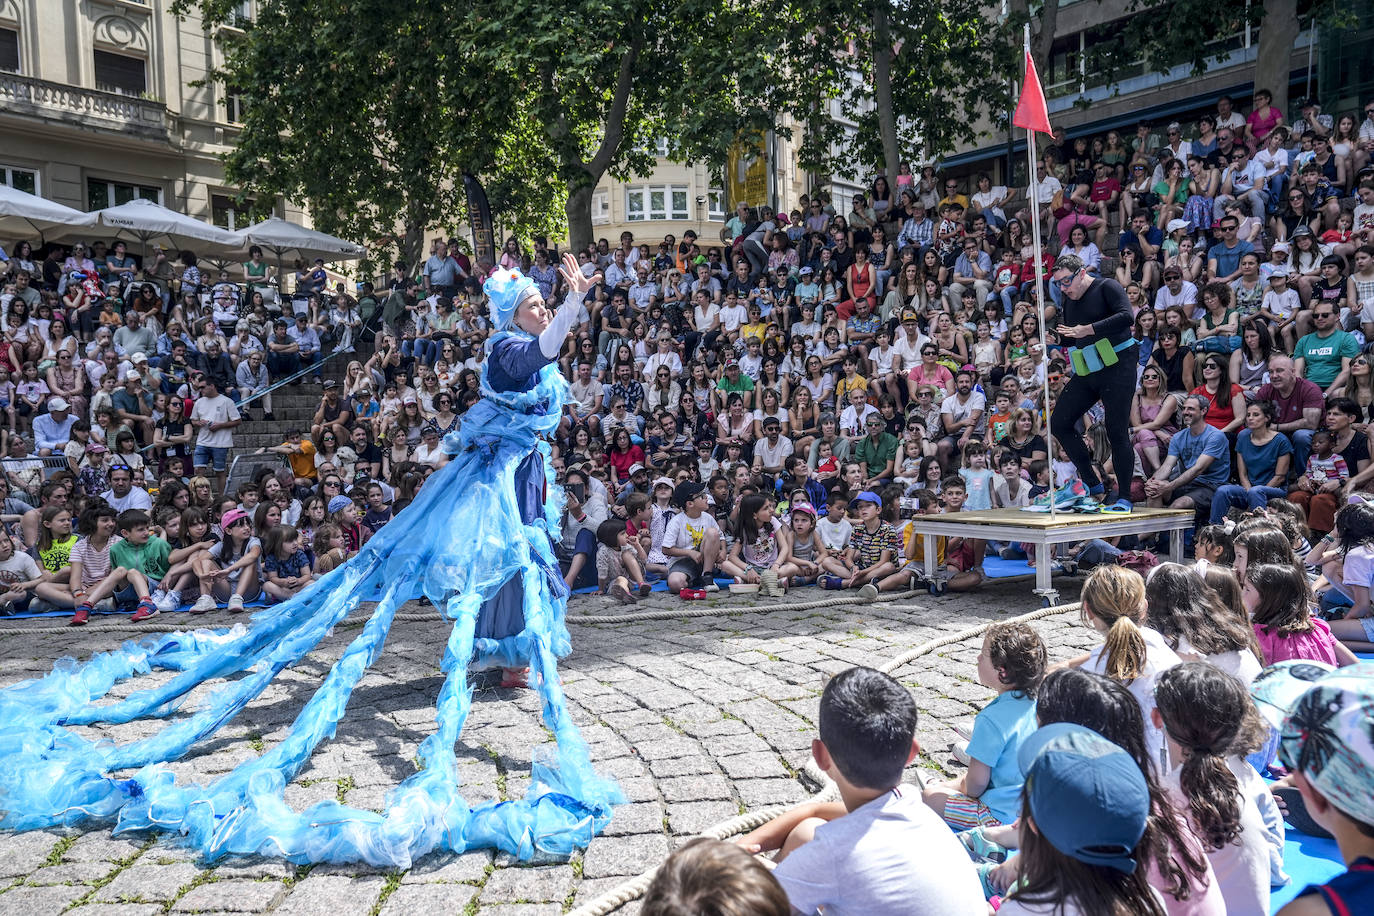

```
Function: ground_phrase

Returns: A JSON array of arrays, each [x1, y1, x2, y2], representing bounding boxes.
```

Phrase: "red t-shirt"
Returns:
[[1192, 383, 1244, 430]]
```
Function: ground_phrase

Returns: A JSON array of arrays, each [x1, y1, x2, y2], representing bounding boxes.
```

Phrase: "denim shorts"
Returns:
[[193, 445, 229, 472]]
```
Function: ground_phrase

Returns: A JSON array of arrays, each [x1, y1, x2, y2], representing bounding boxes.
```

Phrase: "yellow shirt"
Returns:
[[835, 373, 869, 405]]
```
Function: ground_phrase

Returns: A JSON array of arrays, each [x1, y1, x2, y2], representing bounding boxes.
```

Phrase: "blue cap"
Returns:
[[1017, 723, 1149, 875], [484, 269, 539, 332], [848, 490, 883, 510]]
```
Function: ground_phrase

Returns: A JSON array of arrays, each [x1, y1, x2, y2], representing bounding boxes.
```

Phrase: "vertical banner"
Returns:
[[726, 130, 769, 210], [462, 173, 496, 269]]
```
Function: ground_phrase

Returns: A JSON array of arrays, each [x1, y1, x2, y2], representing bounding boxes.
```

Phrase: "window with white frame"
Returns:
[[0, 164, 38, 195], [707, 189, 725, 221], [0, 28, 19, 73], [625, 185, 690, 221], [211, 193, 255, 230], [232, 1, 253, 23], [86, 178, 161, 211], [224, 86, 246, 123], [591, 190, 610, 225], [93, 50, 147, 96]]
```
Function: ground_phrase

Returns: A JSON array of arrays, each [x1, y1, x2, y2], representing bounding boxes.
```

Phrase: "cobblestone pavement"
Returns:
[[0, 577, 1094, 915]]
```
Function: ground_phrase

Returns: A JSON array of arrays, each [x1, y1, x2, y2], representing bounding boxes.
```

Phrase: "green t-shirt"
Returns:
[[1296, 329, 1359, 389], [110, 536, 172, 580], [716, 374, 755, 396], [853, 432, 900, 477]]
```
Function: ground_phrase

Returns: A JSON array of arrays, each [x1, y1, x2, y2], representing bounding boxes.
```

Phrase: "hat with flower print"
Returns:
[[1251, 660, 1374, 826]]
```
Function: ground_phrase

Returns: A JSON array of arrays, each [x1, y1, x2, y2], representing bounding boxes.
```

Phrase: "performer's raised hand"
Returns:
[[558, 252, 594, 296]]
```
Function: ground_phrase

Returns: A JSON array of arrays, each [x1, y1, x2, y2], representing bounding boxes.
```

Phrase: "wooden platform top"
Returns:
[[905, 507, 1195, 530]]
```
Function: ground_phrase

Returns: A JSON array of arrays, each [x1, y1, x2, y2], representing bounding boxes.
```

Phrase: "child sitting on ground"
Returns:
[[923, 622, 1045, 830], [594, 518, 651, 604], [1062, 565, 1184, 772], [662, 481, 722, 600], [736, 666, 986, 915], [816, 491, 852, 554], [820, 490, 900, 597], [998, 723, 1167, 915], [68, 502, 158, 627], [1255, 661, 1374, 915], [189, 507, 262, 614], [641, 837, 788, 916], [261, 524, 314, 603], [109, 510, 172, 622], [1243, 563, 1358, 666], [1154, 663, 1283, 913], [312, 522, 347, 575], [156, 507, 217, 611], [781, 501, 827, 586], [720, 494, 794, 594]]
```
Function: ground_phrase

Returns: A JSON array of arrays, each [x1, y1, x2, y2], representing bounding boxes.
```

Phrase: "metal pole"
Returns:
[[1023, 23, 1057, 519]]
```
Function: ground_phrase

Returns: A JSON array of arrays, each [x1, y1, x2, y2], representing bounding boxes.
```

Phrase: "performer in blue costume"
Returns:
[[0, 253, 620, 866]]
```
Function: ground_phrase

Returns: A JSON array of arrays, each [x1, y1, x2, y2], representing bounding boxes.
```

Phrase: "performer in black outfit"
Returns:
[[1048, 253, 1138, 509]]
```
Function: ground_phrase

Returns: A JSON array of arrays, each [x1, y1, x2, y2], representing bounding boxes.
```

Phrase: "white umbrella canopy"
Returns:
[[0, 183, 98, 241], [94, 197, 244, 257], [235, 217, 366, 263], [236, 217, 366, 299]]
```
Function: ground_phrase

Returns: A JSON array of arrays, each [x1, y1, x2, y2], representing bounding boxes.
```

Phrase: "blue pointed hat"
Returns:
[[484, 269, 539, 332]]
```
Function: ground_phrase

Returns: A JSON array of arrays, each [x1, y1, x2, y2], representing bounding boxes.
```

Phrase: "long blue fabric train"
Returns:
[[0, 344, 621, 866]]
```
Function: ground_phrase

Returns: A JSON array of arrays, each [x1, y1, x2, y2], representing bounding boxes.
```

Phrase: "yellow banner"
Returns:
[[726, 131, 768, 211]]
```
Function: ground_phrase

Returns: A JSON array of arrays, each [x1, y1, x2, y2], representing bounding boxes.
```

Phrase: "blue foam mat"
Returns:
[[1271, 830, 1345, 912]]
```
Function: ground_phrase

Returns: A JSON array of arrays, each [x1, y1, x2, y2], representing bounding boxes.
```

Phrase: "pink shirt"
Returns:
[[1254, 616, 1340, 665]]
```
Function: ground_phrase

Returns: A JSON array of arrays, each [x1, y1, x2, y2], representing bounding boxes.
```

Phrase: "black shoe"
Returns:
[[262, 412, 275, 421]]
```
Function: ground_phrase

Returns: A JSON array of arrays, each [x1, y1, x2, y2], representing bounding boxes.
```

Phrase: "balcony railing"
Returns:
[[0, 72, 171, 142]]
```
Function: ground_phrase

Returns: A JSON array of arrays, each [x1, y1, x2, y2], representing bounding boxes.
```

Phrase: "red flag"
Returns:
[[1013, 49, 1052, 135]]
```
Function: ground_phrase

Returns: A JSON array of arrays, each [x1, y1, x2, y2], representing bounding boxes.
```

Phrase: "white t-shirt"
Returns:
[[999, 888, 1167, 916], [817, 515, 853, 551], [772, 786, 986, 916], [1164, 758, 1271, 916], [1084, 625, 1182, 772], [940, 391, 986, 434], [719, 303, 748, 332], [191, 393, 241, 449], [662, 511, 719, 555], [0, 551, 40, 589], [99, 486, 153, 512], [1176, 635, 1263, 685], [1155, 281, 1199, 311]]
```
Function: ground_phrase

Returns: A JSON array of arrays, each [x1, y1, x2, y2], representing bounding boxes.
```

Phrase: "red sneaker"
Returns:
[[70, 606, 90, 627], [130, 602, 159, 623], [679, 587, 706, 600]]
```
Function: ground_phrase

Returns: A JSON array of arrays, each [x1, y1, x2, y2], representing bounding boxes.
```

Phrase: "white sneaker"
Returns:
[[952, 740, 971, 766], [703, 581, 720, 593], [227, 594, 245, 613], [190, 594, 216, 614], [858, 583, 880, 601], [155, 590, 180, 613]]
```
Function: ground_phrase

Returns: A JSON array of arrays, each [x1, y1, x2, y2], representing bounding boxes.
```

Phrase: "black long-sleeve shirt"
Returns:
[[1063, 277, 1134, 347]]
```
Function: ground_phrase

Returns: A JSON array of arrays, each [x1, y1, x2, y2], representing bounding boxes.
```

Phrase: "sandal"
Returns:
[[1273, 786, 1333, 838]]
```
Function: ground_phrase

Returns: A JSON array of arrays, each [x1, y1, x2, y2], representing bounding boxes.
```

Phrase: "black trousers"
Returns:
[[1049, 344, 1138, 496]]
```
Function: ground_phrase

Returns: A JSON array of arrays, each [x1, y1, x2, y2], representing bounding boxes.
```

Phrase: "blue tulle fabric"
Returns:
[[0, 338, 620, 866]]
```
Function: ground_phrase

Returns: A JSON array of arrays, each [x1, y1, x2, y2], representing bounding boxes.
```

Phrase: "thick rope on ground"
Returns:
[[0, 590, 927, 637], [564, 599, 1082, 916]]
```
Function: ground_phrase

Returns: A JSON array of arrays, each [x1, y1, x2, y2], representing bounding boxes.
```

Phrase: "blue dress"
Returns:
[[0, 329, 619, 866]]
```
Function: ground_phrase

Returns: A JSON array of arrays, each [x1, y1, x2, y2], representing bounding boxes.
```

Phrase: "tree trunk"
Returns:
[[402, 215, 426, 277], [1255, 0, 1299, 116], [872, 4, 900, 181], [1032, 0, 1059, 81], [566, 182, 595, 255]]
